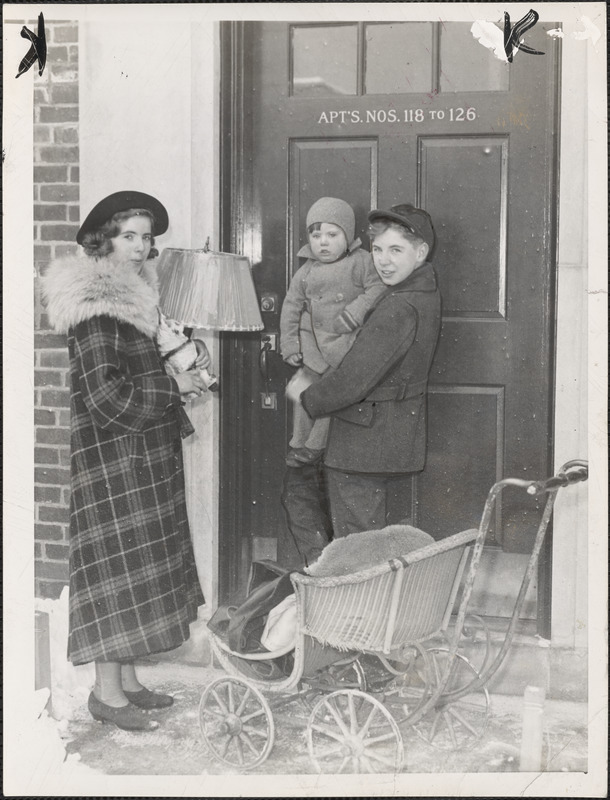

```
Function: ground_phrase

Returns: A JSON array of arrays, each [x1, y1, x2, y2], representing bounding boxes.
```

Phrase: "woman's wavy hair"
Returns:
[[367, 218, 424, 248], [81, 208, 158, 259]]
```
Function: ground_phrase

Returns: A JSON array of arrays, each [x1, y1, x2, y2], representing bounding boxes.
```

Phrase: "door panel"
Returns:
[[219, 20, 558, 613]]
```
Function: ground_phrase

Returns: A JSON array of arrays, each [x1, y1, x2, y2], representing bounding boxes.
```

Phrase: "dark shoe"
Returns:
[[285, 448, 306, 468], [88, 692, 160, 731], [123, 687, 174, 710], [293, 447, 324, 465]]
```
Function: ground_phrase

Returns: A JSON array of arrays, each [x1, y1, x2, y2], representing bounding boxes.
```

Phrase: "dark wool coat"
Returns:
[[301, 263, 441, 474], [42, 254, 203, 665]]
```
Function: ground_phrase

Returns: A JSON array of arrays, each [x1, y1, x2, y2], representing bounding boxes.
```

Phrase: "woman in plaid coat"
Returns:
[[43, 191, 207, 731]]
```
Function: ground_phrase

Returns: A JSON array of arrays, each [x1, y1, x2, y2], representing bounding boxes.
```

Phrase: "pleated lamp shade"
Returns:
[[157, 248, 264, 331]]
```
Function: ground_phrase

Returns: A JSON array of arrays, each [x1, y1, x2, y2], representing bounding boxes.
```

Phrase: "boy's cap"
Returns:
[[77, 190, 168, 244], [306, 197, 355, 245], [368, 203, 435, 251]]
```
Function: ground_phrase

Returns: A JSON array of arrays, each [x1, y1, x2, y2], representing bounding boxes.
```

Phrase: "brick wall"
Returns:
[[34, 21, 80, 599]]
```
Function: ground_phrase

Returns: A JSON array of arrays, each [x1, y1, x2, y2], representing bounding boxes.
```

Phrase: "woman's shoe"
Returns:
[[87, 692, 160, 731], [123, 687, 174, 710]]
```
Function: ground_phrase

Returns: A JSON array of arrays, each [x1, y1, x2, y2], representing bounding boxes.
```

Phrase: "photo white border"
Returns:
[[3, 2, 607, 796]]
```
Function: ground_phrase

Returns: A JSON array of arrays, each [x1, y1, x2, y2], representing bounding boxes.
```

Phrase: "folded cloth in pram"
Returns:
[[261, 594, 297, 651]]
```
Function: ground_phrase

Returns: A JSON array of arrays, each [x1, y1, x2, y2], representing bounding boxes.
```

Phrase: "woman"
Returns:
[[299, 203, 442, 538], [43, 191, 208, 731]]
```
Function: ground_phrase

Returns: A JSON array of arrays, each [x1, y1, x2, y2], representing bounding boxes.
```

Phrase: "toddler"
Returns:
[[280, 197, 386, 467]]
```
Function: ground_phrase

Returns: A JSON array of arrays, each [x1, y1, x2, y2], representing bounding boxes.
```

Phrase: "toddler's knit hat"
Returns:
[[306, 197, 356, 245]]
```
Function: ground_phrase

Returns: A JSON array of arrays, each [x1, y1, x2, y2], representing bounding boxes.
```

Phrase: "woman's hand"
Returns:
[[193, 339, 211, 370], [174, 369, 207, 397], [285, 353, 303, 368]]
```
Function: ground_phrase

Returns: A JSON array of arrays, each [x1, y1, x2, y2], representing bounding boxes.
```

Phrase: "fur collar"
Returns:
[[42, 253, 160, 338]]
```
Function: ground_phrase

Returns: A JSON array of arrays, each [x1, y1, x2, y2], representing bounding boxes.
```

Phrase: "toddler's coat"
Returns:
[[280, 243, 386, 374]]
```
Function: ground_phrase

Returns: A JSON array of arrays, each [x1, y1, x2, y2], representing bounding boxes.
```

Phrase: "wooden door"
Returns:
[[219, 20, 559, 619]]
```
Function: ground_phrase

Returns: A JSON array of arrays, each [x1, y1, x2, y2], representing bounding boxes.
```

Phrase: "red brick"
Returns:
[[34, 164, 69, 182], [68, 46, 78, 62], [53, 25, 78, 43], [35, 244, 52, 261], [34, 127, 51, 143], [35, 542, 42, 559], [70, 166, 79, 183], [37, 313, 52, 332], [68, 206, 80, 222], [48, 45, 69, 63], [35, 580, 66, 600], [39, 389, 70, 408], [35, 447, 59, 465], [35, 408, 57, 425], [36, 426, 70, 446], [52, 84, 79, 105], [34, 86, 50, 105], [39, 146, 79, 164], [39, 106, 78, 124], [39, 505, 70, 524], [40, 350, 69, 368], [34, 204, 68, 221], [35, 370, 64, 387], [40, 184, 79, 202], [62, 487, 72, 505], [50, 66, 78, 83], [60, 448, 71, 467], [59, 409, 71, 426], [53, 125, 78, 144], [40, 224, 80, 241], [35, 485, 61, 503], [35, 522, 65, 541], [54, 244, 79, 258], [35, 467, 70, 486], [45, 543, 70, 561], [35, 560, 69, 581], [35, 333, 68, 349]]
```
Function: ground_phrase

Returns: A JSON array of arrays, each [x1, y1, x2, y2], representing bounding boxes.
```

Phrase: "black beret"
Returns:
[[76, 191, 169, 244]]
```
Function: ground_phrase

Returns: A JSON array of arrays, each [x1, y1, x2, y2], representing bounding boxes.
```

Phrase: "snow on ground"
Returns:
[[33, 594, 588, 777]]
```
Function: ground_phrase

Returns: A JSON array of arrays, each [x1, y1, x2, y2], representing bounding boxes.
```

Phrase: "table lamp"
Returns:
[[157, 247, 264, 390]]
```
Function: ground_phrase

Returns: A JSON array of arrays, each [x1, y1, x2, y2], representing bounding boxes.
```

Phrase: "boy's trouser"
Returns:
[[324, 468, 413, 538]]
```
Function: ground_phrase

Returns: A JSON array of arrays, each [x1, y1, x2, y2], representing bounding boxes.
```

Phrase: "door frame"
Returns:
[[217, 20, 560, 635]]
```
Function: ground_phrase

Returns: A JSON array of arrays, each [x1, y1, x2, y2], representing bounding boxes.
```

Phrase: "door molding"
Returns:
[[218, 21, 256, 601]]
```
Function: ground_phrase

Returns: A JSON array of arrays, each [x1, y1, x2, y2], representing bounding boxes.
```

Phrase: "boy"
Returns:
[[300, 204, 441, 537], [280, 197, 385, 467]]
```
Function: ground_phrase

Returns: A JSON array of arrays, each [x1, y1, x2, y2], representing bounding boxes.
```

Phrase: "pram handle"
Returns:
[[525, 459, 588, 496]]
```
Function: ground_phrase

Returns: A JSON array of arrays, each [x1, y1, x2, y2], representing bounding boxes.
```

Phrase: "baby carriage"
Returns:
[[199, 460, 588, 773]]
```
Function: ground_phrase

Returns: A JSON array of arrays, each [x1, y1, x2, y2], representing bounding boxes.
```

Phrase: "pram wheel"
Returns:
[[307, 689, 404, 774], [199, 676, 275, 769], [413, 647, 491, 750]]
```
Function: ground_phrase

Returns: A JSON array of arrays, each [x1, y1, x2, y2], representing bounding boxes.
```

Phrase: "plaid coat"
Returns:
[[42, 254, 203, 665]]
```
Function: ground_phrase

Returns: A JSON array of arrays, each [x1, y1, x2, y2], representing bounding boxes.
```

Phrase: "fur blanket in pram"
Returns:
[[305, 523, 434, 577]]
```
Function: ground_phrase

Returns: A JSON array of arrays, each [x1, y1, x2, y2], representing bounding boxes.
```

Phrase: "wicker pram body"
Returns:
[[209, 528, 478, 693], [202, 461, 588, 772]]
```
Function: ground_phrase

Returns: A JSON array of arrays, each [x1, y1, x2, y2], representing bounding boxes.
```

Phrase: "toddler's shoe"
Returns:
[[285, 448, 305, 468], [293, 447, 324, 465]]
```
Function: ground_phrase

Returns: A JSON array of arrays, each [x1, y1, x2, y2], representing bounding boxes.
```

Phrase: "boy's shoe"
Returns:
[[293, 446, 325, 465]]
